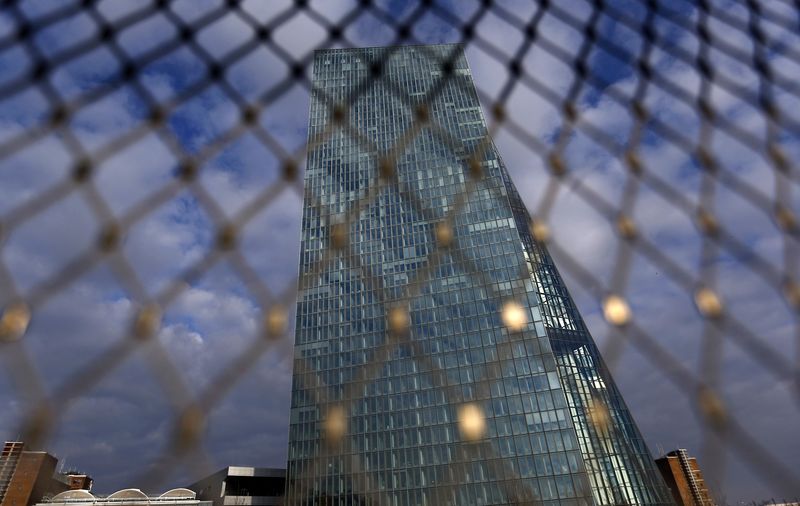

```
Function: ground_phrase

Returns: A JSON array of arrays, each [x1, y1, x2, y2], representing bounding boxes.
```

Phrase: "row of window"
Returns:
[[294, 313, 546, 358], [290, 379, 568, 427], [286, 472, 590, 504]]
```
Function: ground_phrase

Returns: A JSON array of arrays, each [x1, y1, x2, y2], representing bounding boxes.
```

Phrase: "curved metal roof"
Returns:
[[51, 490, 96, 502], [106, 489, 148, 501], [157, 489, 195, 500]]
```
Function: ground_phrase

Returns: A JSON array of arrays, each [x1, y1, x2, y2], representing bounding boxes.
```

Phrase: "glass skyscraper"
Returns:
[[287, 44, 672, 506]]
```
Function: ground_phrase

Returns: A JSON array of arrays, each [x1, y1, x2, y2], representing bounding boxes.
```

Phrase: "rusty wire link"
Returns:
[[0, 0, 799, 502]]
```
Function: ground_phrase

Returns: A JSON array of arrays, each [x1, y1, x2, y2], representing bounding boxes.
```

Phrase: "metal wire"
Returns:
[[0, 0, 798, 503]]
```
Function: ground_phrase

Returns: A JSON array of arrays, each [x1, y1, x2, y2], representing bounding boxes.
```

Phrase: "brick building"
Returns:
[[1, 442, 62, 506], [655, 449, 716, 506], [0, 442, 91, 506]]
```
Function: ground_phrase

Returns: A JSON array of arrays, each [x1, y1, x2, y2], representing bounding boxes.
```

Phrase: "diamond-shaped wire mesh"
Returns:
[[0, 0, 798, 503]]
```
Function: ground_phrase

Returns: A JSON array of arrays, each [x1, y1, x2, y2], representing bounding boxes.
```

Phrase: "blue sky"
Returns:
[[1, 0, 799, 502]]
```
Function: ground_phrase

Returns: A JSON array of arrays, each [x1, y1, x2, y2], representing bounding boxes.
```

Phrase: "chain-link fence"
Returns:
[[0, 0, 798, 503]]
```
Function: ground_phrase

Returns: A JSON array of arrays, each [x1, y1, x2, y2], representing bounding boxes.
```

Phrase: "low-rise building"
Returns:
[[188, 467, 284, 506]]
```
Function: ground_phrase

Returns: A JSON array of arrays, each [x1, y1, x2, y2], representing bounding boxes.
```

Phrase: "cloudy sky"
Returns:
[[1, 0, 798, 502]]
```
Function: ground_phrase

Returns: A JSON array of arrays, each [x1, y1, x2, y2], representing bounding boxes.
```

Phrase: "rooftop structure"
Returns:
[[41, 488, 210, 506]]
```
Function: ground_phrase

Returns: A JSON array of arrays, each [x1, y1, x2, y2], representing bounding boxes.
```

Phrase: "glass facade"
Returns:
[[286, 44, 672, 506]]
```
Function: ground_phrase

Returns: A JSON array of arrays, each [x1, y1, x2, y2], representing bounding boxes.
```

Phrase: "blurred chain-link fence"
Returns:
[[0, 0, 798, 503]]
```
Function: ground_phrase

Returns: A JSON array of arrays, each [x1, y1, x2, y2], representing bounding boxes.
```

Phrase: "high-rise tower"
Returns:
[[287, 44, 672, 506]]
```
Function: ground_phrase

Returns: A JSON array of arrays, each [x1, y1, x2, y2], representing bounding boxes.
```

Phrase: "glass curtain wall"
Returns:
[[286, 43, 671, 506]]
